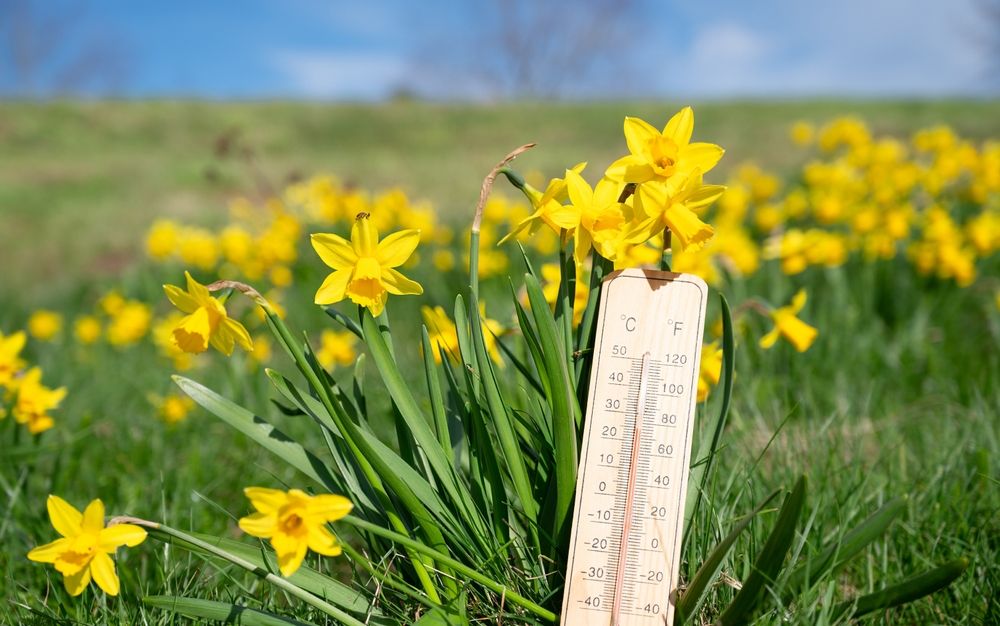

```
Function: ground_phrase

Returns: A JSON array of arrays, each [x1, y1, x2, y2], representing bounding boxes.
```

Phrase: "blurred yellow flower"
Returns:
[[73, 316, 102, 345], [28, 310, 62, 342], [606, 107, 724, 183], [0, 330, 27, 389], [99, 291, 126, 316], [316, 329, 357, 370], [106, 301, 152, 347], [789, 121, 815, 146], [759, 290, 818, 352], [163, 272, 253, 356], [422, 305, 505, 365], [155, 393, 195, 424], [27, 495, 147, 596], [697, 341, 723, 402], [249, 334, 273, 366], [145, 219, 179, 260], [238, 487, 352, 577], [11, 367, 66, 434], [311, 212, 423, 316]]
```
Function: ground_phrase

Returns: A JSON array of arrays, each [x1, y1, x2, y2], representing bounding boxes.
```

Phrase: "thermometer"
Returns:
[[561, 268, 708, 625]]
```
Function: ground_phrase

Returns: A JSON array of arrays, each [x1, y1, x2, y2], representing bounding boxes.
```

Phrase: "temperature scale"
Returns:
[[561, 268, 708, 625]]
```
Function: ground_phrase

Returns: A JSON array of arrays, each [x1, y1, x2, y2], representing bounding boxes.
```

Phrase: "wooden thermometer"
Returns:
[[561, 268, 708, 625]]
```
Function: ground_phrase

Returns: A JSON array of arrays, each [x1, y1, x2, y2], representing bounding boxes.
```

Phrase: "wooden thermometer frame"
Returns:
[[561, 269, 708, 625]]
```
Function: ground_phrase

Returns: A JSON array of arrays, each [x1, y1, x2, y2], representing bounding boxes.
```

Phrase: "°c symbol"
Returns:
[[625, 316, 637, 332]]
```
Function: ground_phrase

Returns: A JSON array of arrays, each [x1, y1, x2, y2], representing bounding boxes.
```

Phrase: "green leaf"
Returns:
[[412, 591, 469, 625], [675, 488, 782, 624], [155, 531, 372, 614], [833, 558, 968, 620], [524, 271, 579, 545], [173, 376, 339, 493], [422, 326, 453, 452], [685, 293, 736, 535], [144, 596, 313, 625], [784, 495, 908, 597], [717, 476, 807, 626]]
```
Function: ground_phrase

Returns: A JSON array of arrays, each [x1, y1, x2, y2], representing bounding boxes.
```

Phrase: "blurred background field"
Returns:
[[2, 99, 998, 303]]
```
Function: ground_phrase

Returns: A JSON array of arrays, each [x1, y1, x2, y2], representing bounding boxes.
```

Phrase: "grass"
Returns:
[[0, 99, 997, 624]]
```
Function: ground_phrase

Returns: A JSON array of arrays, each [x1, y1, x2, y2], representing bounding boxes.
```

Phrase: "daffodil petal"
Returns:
[[759, 326, 781, 349], [351, 217, 379, 258], [27, 538, 70, 563], [99, 524, 147, 551], [81, 499, 105, 533], [173, 308, 212, 354], [314, 270, 351, 305], [307, 494, 353, 520], [184, 271, 212, 303], [63, 564, 92, 596], [381, 268, 423, 296], [163, 284, 198, 313], [244, 487, 287, 514], [680, 142, 725, 174], [306, 524, 342, 556], [624, 116, 659, 158], [663, 107, 694, 146], [90, 552, 120, 596], [310, 233, 356, 270], [209, 324, 236, 356], [605, 154, 656, 184], [791, 289, 808, 312], [238, 512, 277, 538], [563, 169, 593, 210], [47, 495, 82, 538], [664, 204, 714, 251], [376, 229, 421, 268], [220, 318, 253, 352], [276, 537, 308, 577]]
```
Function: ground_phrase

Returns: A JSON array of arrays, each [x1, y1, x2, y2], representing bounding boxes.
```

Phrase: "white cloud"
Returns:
[[268, 49, 407, 100]]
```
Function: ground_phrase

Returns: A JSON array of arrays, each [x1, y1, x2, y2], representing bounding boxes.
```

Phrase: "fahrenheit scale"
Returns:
[[561, 269, 708, 625]]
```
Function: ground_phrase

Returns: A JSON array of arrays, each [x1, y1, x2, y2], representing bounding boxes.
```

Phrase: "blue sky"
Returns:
[[3, 0, 996, 99]]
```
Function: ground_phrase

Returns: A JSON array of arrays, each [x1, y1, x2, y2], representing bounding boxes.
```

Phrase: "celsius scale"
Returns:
[[561, 268, 708, 625]]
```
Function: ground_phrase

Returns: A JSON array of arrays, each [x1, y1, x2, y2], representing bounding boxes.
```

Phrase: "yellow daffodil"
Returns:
[[311, 213, 422, 316], [27, 310, 62, 342], [27, 495, 147, 596], [628, 170, 724, 251], [238, 487, 352, 577], [606, 107, 724, 184], [0, 330, 27, 389], [73, 316, 102, 345], [145, 219, 180, 260], [759, 290, 818, 352], [563, 170, 628, 264], [499, 163, 586, 244], [316, 329, 358, 370], [12, 367, 66, 434], [697, 341, 723, 402], [163, 272, 253, 356]]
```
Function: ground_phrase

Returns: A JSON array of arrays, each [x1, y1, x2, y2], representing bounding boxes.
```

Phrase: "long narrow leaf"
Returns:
[[833, 558, 968, 620], [717, 476, 807, 626], [675, 488, 782, 624], [144, 596, 313, 626]]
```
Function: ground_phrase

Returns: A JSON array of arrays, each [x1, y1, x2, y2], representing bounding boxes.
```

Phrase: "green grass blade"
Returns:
[[422, 326, 452, 452], [717, 475, 807, 626], [784, 495, 908, 597], [155, 531, 372, 614], [686, 293, 736, 537], [675, 488, 782, 624], [173, 375, 339, 493], [833, 558, 969, 620], [524, 271, 579, 545], [468, 291, 539, 527], [144, 596, 314, 625]]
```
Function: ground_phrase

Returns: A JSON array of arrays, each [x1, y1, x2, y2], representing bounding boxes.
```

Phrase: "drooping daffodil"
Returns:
[[759, 289, 819, 352], [163, 272, 253, 356]]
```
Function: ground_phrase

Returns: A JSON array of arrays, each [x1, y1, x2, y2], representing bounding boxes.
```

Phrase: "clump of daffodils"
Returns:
[[0, 329, 66, 434]]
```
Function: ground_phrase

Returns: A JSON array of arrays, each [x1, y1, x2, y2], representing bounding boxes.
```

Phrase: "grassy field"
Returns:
[[0, 100, 998, 624], [1, 99, 998, 302]]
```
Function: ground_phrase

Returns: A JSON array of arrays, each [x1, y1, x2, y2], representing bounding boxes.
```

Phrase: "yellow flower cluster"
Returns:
[[0, 329, 66, 434]]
